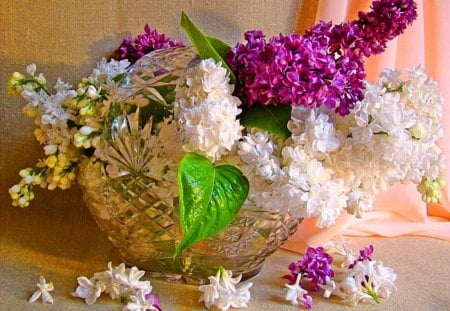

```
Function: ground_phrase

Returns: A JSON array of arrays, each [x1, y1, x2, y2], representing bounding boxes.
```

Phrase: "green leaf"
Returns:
[[180, 12, 235, 84], [112, 72, 125, 83], [175, 152, 249, 257], [240, 104, 292, 139], [139, 100, 171, 126], [205, 35, 231, 60]]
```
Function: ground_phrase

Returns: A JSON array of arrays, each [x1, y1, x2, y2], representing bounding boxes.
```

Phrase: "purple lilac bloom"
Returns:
[[283, 247, 334, 292], [227, 0, 417, 115], [116, 24, 184, 64], [303, 293, 313, 309], [352, 0, 418, 57], [349, 244, 374, 268], [145, 293, 162, 311]]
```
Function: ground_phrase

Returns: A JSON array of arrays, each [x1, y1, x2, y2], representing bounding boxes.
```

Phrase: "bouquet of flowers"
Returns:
[[8, 0, 445, 257]]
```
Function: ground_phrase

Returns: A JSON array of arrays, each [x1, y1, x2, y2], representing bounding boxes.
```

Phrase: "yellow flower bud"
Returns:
[[36, 75, 46, 85], [22, 105, 37, 118], [45, 155, 58, 168], [33, 128, 47, 143], [53, 166, 63, 175], [57, 153, 68, 166], [19, 169, 30, 177], [436, 176, 446, 188], [59, 176, 69, 186], [67, 172, 76, 181], [7, 72, 25, 96]]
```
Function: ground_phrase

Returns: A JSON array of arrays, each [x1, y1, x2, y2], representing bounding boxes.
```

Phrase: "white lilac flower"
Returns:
[[380, 68, 402, 89], [73, 262, 155, 306], [93, 262, 128, 300], [72, 276, 106, 305], [43, 144, 58, 155], [290, 108, 340, 154], [123, 290, 160, 311], [28, 276, 54, 304], [177, 58, 232, 101], [177, 58, 243, 161], [26, 63, 37, 75], [320, 276, 336, 299], [115, 266, 152, 294], [319, 242, 398, 306], [91, 58, 130, 81], [199, 268, 253, 311], [301, 181, 347, 228], [258, 144, 348, 226], [178, 96, 243, 161], [284, 273, 312, 309], [350, 260, 397, 301], [238, 131, 281, 182]]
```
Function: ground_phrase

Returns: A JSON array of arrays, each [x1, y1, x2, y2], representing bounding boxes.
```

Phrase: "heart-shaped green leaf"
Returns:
[[240, 104, 292, 139], [180, 12, 235, 84], [175, 152, 249, 257]]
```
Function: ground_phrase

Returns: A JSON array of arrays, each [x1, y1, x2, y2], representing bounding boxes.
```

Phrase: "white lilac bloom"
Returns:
[[177, 58, 232, 101], [290, 108, 340, 154], [199, 267, 253, 311], [350, 260, 397, 302], [238, 131, 281, 182], [318, 242, 397, 306], [93, 262, 128, 300], [115, 266, 152, 294], [91, 58, 130, 81], [178, 96, 243, 161], [284, 274, 312, 309], [73, 262, 155, 305], [123, 290, 160, 311], [177, 58, 243, 161], [28, 276, 54, 304], [260, 145, 347, 227], [72, 276, 106, 305]]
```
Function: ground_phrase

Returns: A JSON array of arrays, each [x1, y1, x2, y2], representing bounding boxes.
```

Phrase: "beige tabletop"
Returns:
[[1, 194, 449, 311]]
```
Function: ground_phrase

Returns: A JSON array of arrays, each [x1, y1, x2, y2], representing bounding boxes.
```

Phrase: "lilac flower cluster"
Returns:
[[116, 24, 184, 64], [227, 0, 417, 115], [284, 247, 334, 292], [352, 0, 418, 57]]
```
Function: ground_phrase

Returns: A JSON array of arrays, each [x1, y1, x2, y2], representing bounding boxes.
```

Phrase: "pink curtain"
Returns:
[[286, 0, 450, 250]]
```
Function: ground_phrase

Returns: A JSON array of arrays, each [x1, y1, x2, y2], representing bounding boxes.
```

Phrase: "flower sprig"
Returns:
[[199, 267, 253, 311], [283, 241, 397, 308], [7, 59, 130, 207], [73, 262, 161, 310], [28, 276, 54, 304]]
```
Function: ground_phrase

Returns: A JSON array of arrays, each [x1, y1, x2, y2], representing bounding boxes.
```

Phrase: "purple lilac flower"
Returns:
[[283, 247, 334, 292], [227, 0, 417, 115], [349, 244, 374, 268], [144, 293, 162, 311], [116, 24, 184, 64], [303, 293, 313, 309], [352, 0, 418, 57]]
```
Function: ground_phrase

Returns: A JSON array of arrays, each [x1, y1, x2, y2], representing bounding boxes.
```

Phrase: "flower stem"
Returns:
[[22, 79, 51, 95]]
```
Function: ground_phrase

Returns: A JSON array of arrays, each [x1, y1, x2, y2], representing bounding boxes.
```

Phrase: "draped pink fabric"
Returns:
[[286, 0, 450, 250]]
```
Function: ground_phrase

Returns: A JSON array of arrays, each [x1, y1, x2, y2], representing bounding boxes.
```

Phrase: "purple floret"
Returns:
[[145, 293, 162, 311], [116, 24, 184, 64], [283, 247, 334, 292], [349, 244, 375, 268]]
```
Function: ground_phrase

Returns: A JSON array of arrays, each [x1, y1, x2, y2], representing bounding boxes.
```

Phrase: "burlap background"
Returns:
[[1, 1, 449, 310]]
